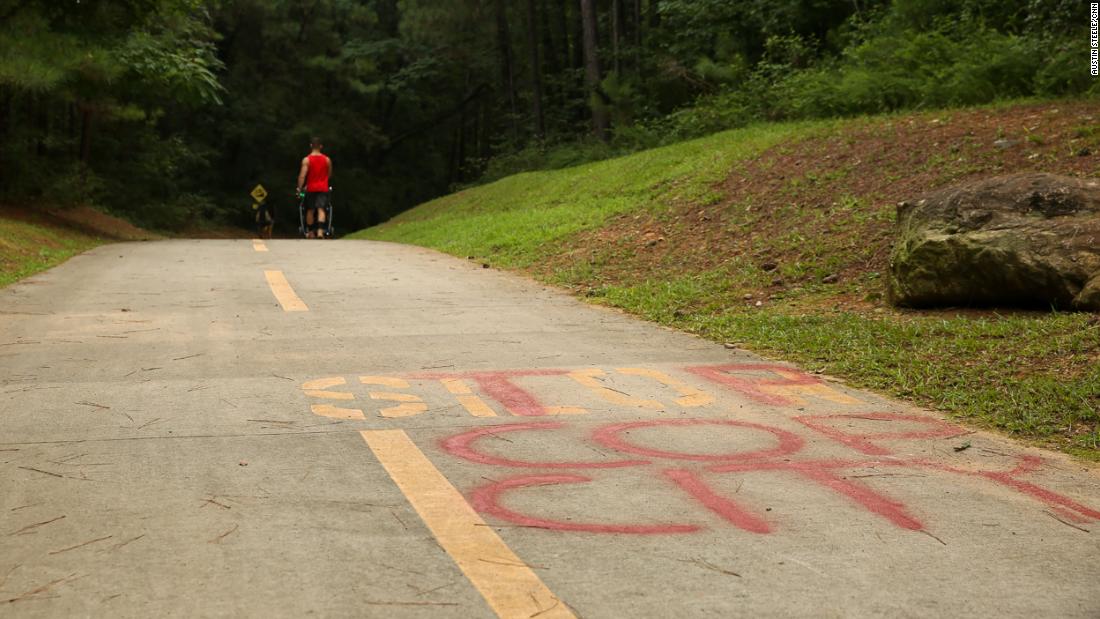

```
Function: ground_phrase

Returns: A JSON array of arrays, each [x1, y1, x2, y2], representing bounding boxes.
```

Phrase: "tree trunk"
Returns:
[[548, 0, 569, 75], [478, 97, 490, 161], [562, 1, 585, 124], [647, 0, 660, 28], [377, 0, 400, 37], [0, 90, 11, 149], [448, 127, 460, 185], [495, 0, 519, 141], [296, 0, 320, 43], [611, 0, 622, 75], [456, 112, 467, 183], [539, 0, 561, 80], [633, 0, 642, 72], [35, 95, 47, 158], [579, 0, 609, 140], [79, 105, 94, 165], [538, 0, 562, 116], [380, 93, 398, 135], [569, 0, 584, 71], [0, 90, 11, 172], [525, 0, 545, 138], [68, 102, 77, 158]]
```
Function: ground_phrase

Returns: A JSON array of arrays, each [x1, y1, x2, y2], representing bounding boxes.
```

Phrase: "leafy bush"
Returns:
[[131, 193, 217, 231], [753, 23, 1050, 120], [1034, 41, 1100, 96], [42, 165, 106, 207], [479, 139, 627, 184]]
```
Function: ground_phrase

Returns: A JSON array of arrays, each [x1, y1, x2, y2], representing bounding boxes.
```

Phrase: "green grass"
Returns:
[[599, 275, 1099, 458], [354, 106, 1100, 460], [0, 217, 103, 288], [353, 121, 828, 267]]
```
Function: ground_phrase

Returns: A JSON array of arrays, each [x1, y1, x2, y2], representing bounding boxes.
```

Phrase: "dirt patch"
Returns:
[[0, 204, 160, 241], [0, 204, 254, 240], [48, 205, 161, 241], [541, 101, 1100, 315]]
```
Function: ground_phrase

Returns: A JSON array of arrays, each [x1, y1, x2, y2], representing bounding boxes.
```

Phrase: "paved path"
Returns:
[[2, 239, 1099, 618]]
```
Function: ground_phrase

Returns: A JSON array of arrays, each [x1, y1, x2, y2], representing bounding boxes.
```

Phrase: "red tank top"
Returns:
[[305, 154, 330, 193]]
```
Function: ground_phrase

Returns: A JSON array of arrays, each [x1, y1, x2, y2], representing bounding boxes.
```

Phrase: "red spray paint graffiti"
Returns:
[[469, 473, 701, 534], [685, 364, 860, 407], [442, 422, 648, 469], [663, 469, 773, 533], [591, 419, 804, 462], [793, 412, 964, 455], [309, 363, 1098, 535], [685, 364, 826, 406], [442, 416, 1100, 535], [412, 369, 573, 416], [705, 457, 926, 531]]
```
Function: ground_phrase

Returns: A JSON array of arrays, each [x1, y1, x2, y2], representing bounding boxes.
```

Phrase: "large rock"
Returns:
[[888, 173, 1100, 310]]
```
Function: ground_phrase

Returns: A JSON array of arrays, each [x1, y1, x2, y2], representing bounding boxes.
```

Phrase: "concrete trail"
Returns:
[[1, 239, 1098, 618]]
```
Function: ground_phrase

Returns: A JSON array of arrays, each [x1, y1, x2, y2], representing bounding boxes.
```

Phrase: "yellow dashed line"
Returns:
[[361, 430, 575, 619], [252, 239, 269, 252], [265, 270, 308, 312]]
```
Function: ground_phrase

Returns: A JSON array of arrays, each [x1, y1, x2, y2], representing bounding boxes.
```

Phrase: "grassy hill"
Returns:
[[0, 205, 156, 288], [354, 100, 1100, 460]]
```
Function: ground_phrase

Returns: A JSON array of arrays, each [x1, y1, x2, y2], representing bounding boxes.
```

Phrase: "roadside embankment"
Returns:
[[0, 205, 156, 288], [354, 100, 1100, 459]]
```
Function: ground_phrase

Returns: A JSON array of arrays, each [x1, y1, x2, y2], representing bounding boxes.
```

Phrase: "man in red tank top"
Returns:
[[296, 137, 333, 238]]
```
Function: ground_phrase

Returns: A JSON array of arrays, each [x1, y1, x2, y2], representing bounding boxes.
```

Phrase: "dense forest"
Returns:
[[0, 0, 1091, 233]]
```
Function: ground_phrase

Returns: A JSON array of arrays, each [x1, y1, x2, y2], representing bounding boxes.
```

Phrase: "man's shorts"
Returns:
[[304, 192, 329, 213]]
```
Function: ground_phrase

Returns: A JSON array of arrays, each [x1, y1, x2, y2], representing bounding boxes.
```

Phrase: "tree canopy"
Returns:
[[0, 0, 1092, 232]]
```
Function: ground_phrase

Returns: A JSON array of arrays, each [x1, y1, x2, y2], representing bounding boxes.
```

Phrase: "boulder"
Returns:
[[888, 173, 1100, 310]]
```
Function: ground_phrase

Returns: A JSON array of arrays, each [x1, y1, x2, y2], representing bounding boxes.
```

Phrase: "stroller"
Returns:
[[297, 187, 335, 239]]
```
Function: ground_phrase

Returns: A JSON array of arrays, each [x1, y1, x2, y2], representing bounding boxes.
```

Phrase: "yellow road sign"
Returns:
[[250, 184, 268, 203]]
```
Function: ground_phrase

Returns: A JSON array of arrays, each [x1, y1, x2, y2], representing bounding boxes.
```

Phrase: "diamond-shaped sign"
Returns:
[[250, 184, 268, 203]]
